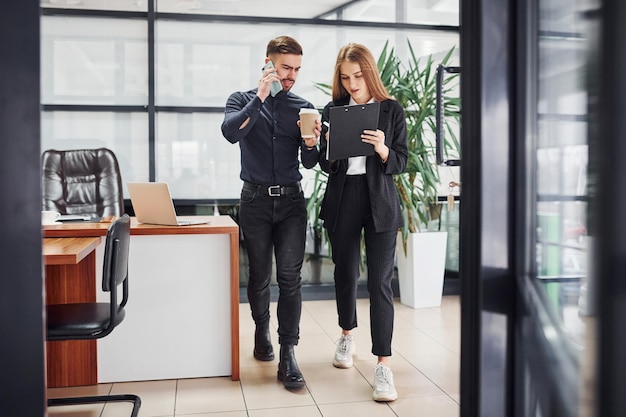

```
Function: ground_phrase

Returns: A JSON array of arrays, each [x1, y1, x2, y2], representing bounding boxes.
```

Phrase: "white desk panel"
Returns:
[[97, 233, 232, 382]]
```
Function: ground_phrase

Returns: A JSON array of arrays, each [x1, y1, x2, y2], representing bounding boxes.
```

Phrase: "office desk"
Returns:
[[43, 216, 240, 386], [43, 236, 102, 388]]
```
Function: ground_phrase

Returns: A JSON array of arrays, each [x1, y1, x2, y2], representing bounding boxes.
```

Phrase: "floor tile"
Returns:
[[240, 363, 315, 410], [296, 334, 340, 365], [401, 350, 461, 398], [46, 296, 461, 417], [395, 304, 458, 329], [101, 401, 143, 417], [388, 394, 460, 417], [239, 331, 280, 370], [48, 403, 106, 417], [304, 363, 374, 404], [176, 412, 248, 417], [393, 326, 453, 357], [175, 377, 246, 414], [248, 405, 323, 417], [48, 384, 113, 417], [419, 325, 461, 355], [354, 356, 447, 400], [48, 383, 113, 397], [105, 379, 176, 417], [317, 401, 397, 417]]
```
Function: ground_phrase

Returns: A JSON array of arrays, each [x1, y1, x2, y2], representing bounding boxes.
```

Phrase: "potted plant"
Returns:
[[304, 167, 330, 283], [308, 41, 461, 307], [380, 42, 460, 308]]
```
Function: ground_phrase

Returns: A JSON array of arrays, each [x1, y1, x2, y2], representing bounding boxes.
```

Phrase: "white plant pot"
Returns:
[[396, 231, 448, 308]]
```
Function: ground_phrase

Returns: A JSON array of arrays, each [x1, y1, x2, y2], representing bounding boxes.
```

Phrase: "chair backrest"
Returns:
[[42, 148, 124, 217], [45, 214, 132, 342], [103, 214, 131, 321]]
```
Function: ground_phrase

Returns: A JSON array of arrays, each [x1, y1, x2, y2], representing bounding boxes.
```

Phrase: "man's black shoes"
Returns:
[[254, 322, 274, 361], [277, 344, 306, 389]]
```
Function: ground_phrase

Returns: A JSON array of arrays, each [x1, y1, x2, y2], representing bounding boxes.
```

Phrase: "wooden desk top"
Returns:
[[43, 215, 239, 238], [43, 237, 102, 265]]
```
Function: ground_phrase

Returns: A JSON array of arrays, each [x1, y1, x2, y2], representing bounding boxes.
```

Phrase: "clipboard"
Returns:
[[327, 102, 380, 160]]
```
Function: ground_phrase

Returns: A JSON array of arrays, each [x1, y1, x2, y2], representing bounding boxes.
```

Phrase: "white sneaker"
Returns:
[[372, 363, 397, 402], [332, 334, 355, 368]]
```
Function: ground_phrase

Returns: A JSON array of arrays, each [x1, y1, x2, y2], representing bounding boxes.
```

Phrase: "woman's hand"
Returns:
[[362, 129, 389, 162]]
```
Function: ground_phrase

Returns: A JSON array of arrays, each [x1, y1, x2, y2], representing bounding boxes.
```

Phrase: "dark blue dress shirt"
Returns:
[[221, 88, 318, 186]]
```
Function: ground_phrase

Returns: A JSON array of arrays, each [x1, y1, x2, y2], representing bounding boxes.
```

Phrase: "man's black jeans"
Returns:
[[239, 183, 307, 346]]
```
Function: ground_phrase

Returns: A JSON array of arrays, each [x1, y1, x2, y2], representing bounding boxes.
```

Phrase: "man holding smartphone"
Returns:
[[221, 36, 320, 389]]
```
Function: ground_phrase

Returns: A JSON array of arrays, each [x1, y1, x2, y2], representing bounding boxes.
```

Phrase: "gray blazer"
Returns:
[[318, 97, 408, 233]]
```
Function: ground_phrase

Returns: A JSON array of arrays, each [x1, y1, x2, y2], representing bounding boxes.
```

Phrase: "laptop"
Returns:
[[127, 182, 209, 226]]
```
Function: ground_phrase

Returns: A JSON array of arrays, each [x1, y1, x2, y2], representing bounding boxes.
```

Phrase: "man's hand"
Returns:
[[257, 65, 280, 102]]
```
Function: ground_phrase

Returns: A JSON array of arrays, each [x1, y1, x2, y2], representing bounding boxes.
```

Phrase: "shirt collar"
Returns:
[[348, 96, 375, 105]]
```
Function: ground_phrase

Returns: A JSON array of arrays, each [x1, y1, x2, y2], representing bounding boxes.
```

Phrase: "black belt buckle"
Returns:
[[268, 185, 282, 197]]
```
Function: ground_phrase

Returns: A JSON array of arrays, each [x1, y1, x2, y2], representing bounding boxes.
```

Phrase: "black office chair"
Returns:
[[46, 214, 141, 416], [42, 148, 124, 218]]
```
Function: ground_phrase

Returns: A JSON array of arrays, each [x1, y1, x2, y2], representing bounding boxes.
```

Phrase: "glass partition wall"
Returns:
[[535, 0, 591, 341], [39, 0, 461, 289], [517, 0, 597, 414], [459, 0, 601, 414]]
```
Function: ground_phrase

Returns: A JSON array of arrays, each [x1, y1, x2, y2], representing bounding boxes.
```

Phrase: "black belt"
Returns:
[[345, 174, 367, 182], [243, 181, 302, 197]]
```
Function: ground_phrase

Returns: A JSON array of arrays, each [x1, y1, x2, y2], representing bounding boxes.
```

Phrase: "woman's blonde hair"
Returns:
[[331, 43, 392, 102]]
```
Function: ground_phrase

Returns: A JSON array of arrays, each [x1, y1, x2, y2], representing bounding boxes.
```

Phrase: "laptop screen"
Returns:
[[127, 182, 184, 226]]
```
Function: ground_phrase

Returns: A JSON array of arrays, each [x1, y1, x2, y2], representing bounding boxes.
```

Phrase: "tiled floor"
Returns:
[[48, 296, 460, 417]]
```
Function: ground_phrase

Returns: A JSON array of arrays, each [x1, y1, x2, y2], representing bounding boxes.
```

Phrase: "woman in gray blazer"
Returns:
[[317, 43, 408, 402]]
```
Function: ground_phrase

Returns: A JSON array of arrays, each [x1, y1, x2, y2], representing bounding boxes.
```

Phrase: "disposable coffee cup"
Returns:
[[299, 108, 320, 139], [42, 210, 60, 225]]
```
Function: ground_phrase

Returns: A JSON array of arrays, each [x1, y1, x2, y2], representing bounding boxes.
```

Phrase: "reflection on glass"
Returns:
[[535, 0, 596, 415], [536, 0, 590, 324], [441, 201, 459, 273]]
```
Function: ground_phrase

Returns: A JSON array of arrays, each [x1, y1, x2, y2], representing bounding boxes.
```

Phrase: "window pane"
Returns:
[[156, 20, 459, 108], [41, 111, 150, 195], [41, 16, 148, 105], [155, 112, 241, 199], [155, 21, 458, 200], [534, 0, 592, 355], [537, 144, 587, 195], [155, 111, 328, 200], [537, 201, 587, 276]]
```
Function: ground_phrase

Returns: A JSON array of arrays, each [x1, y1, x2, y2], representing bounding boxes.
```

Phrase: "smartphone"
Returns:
[[262, 61, 283, 97]]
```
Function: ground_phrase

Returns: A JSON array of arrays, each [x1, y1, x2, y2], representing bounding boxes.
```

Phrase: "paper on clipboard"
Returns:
[[327, 102, 380, 160]]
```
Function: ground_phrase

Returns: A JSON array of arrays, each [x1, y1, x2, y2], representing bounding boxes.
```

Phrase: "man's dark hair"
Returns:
[[266, 36, 303, 56]]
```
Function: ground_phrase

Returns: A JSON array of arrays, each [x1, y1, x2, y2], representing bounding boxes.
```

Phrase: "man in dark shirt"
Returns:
[[221, 36, 320, 389]]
